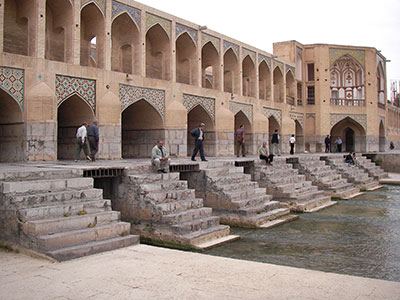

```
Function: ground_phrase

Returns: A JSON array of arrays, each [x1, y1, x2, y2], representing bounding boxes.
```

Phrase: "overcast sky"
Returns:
[[137, 0, 400, 96]]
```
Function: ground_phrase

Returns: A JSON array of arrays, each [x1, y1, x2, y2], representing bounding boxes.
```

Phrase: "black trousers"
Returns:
[[290, 143, 295, 155], [259, 154, 274, 163], [325, 144, 330, 153], [192, 139, 206, 161], [88, 136, 98, 161], [337, 144, 342, 153]]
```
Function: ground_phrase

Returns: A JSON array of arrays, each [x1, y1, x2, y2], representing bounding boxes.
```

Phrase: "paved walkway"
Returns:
[[380, 172, 400, 185], [1, 245, 400, 300]]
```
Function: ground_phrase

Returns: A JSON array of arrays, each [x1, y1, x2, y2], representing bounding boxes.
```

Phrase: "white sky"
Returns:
[[137, 0, 400, 96]]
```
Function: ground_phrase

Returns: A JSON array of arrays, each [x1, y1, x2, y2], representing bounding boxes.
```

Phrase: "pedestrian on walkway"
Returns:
[[289, 134, 296, 155], [151, 140, 170, 173], [190, 123, 207, 162], [75, 122, 91, 162], [235, 124, 246, 157], [271, 129, 281, 156], [87, 120, 99, 161], [259, 142, 274, 165], [335, 137, 343, 153], [325, 135, 331, 153]]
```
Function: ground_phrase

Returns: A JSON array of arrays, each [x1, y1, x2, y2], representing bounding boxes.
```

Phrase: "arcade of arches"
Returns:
[[0, 0, 394, 162]]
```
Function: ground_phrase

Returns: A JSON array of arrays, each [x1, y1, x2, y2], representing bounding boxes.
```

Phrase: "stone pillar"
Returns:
[[104, 1, 112, 71], [239, 46, 243, 96], [196, 31, 202, 87], [255, 52, 260, 100], [36, 0, 46, 59], [270, 59, 274, 102], [283, 64, 287, 104], [171, 21, 176, 83], [140, 10, 146, 77], [219, 40, 224, 92], [73, 0, 81, 65], [0, 0, 4, 55]]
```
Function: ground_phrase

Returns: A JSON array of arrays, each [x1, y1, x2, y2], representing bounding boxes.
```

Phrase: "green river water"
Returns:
[[206, 185, 400, 282]]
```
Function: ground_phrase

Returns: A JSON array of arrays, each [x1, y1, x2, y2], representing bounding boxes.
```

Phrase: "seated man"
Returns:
[[259, 142, 274, 165], [151, 140, 170, 173], [345, 152, 355, 166]]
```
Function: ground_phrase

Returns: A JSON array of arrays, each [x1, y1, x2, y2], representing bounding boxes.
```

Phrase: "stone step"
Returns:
[[127, 172, 180, 185], [37, 222, 131, 251], [328, 186, 361, 199], [280, 188, 324, 201], [0, 177, 94, 194], [267, 174, 306, 185], [204, 166, 244, 177], [0, 168, 82, 182], [140, 180, 188, 193], [290, 195, 334, 213], [155, 198, 204, 215], [208, 172, 251, 185], [18, 199, 112, 221], [359, 180, 380, 191], [258, 167, 299, 177], [225, 187, 266, 201], [183, 224, 231, 246], [145, 189, 196, 203], [218, 181, 259, 192], [193, 234, 240, 250], [172, 216, 220, 234], [161, 207, 213, 224], [273, 180, 313, 192], [231, 194, 274, 209], [200, 161, 235, 169], [8, 188, 104, 208], [246, 208, 292, 227], [237, 201, 281, 216], [259, 214, 300, 229], [23, 211, 121, 236], [46, 235, 139, 262]]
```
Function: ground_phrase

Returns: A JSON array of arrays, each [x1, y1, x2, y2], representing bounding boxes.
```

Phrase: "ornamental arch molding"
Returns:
[[263, 107, 282, 126], [176, 24, 197, 44], [229, 101, 253, 125], [145, 13, 171, 38], [81, 0, 106, 16], [289, 111, 304, 128], [111, 1, 141, 28], [183, 94, 215, 124], [330, 114, 367, 131], [0, 66, 24, 112]]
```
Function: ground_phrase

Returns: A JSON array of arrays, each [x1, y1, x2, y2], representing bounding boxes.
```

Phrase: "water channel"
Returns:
[[206, 185, 400, 282]]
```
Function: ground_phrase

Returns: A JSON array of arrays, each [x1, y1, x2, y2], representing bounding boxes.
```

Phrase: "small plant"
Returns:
[[120, 231, 129, 237], [77, 210, 87, 216], [130, 219, 141, 225], [374, 157, 383, 166], [146, 221, 155, 233], [88, 223, 95, 228], [64, 212, 71, 217]]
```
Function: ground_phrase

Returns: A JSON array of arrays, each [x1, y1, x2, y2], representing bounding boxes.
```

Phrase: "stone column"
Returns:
[[73, 0, 81, 65], [171, 21, 176, 82], [255, 52, 260, 99], [238, 46, 243, 96], [270, 58, 274, 102], [283, 64, 287, 104], [219, 40, 224, 92], [0, 0, 4, 55], [104, 1, 112, 71], [140, 10, 146, 77], [196, 30, 202, 87], [36, 0, 46, 58]]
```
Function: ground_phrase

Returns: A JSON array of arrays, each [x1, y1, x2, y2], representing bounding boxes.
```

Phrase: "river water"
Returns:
[[206, 185, 400, 282]]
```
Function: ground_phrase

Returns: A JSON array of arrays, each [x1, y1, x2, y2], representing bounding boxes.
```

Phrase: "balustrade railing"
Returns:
[[330, 98, 365, 106], [286, 95, 295, 105]]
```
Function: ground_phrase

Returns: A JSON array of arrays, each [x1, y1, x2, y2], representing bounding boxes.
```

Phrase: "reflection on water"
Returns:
[[206, 185, 400, 282]]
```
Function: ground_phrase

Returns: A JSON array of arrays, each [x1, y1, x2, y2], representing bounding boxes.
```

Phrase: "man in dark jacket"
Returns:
[[87, 120, 99, 161], [325, 135, 331, 153], [190, 123, 207, 162]]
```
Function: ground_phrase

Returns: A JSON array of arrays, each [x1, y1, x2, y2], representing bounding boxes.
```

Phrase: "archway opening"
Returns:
[[234, 111, 253, 155], [45, 0, 73, 63], [379, 121, 385, 152], [201, 42, 220, 90], [111, 12, 140, 75], [224, 48, 239, 94], [330, 117, 366, 153], [146, 24, 171, 80], [187, 105, 216, 157], [57, 95, 95, 160], [80, 3, 105, 68], [273, 67, 284, 103], [0, 90, 24, 162], [176, 32, 197, 85], [122, 100, 164, 158], [268, 116, 280, 149], [259, 61, 271, 100], [286, 71, 295, 105], [242, 56, 256, 98], [295, 120, 304, 153]]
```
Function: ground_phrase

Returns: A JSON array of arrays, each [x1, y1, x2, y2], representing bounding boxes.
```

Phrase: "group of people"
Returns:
[[324, 135, 343, 153], [75, 120, 99, 162]]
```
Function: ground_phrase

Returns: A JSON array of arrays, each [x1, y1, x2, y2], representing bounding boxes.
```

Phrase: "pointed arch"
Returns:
[[330, 116, 366, 153], [273, 66, 284, 103], [224, 48, 240, 94], [81, 0, 105, 17], [176, 32, 197, 85], [379, 119, 385, 152], [146, 23, 171, 80], [286, 70, 295, 105], [259, 60, 271, 100], [234, 110, 254, 155], [377, 61, 385, 104], [242, 55, 256, 98], [202, 41, 220, 90], [295, 120, 304, 153]]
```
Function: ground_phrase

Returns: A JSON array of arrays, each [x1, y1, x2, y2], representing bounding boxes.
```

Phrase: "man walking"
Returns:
[[235, 124, 246, 157], [87, 120, 99, 161], [335, 137, 343, 153], [75, 122, 91, 162], [271, 129, 281, 156], [289, 134, 296, 155], [190, 123, 207, 162], [325, 135, 331, 153], [151, 140, 170, 173]]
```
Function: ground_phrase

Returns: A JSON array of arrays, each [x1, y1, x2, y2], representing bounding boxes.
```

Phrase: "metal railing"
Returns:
[[330, 98, 365, 106]]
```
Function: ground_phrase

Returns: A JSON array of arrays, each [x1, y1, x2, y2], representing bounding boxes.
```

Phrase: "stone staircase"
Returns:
[[357, 156, 388, 180], [252, 157, 337, 213], [292, 156, 362, 199], [182, 160, 298, 228], [115, 165, 238, 249], [323, 155, 381, 191], [0, 167, 138, 261]]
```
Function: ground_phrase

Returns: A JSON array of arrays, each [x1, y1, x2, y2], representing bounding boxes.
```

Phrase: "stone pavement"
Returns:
[[1, 245, 400, 300], [380, 172, 400, 185]]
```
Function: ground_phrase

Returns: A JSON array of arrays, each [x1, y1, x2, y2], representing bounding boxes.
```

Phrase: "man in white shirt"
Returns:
[[289, 134, 296, 155], [75, 122, 91, 162]]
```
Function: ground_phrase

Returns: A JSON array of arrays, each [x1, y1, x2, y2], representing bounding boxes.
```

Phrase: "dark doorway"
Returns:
[[345, 128, 355, 152]]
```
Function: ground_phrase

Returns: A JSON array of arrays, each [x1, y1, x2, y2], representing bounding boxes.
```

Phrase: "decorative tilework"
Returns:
[[229, 101, 253, 125], [258, 54, 271, 68], [119, 84, 165, 120], [329, 48, 365, 68], [263, 107, 282, 126], [183, 93, 215, 123], [146, 12, 171, 38], [111, 1, 141, 28], [330, 113, 367, 131], [286, 65, 295, 76], [223, 40, 239, 57], [56, 75, 96, 112], [306, 113, 315, 119], [289, 111, 304, 128], [201, 33, 220, 53], [0, 66, 24, 111], [176, 23, 197, 43], [81, 0, 106, 15], [242, 48, 256, 64], [273, 60, 284, 74]]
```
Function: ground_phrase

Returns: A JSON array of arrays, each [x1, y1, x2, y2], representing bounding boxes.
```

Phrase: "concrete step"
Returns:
[[193, 234, 240, 250], [246, 208, 292, 227], [209, 173, 251, 185], [328, 186, 361, 199], [161, 207, 213, 224], [37, 222, 131, 251], [46, 235, 139, 261], [225, 187, 266, 201], [172, 216, 220, 234], [155, 198, 204, 215], [230, 194, 274, 209], [18, 199, 112, 221], [267, 174, 306, 185], [237, 201, 281, 216], [8, 188, 104, 208], [183, 224, 231, 246], [23, 211, 121, 236], [290, 195, 334, 213], [218, 181, 259, 192], [1, 177, 94, 194]]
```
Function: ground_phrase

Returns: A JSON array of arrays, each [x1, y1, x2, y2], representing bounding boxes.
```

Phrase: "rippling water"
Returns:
[[206, 185, 400, 282]]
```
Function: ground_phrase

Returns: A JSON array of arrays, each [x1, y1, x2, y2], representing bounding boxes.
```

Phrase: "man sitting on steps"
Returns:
[[259, 142, 274, 165], [151, 140, 170, 173]]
